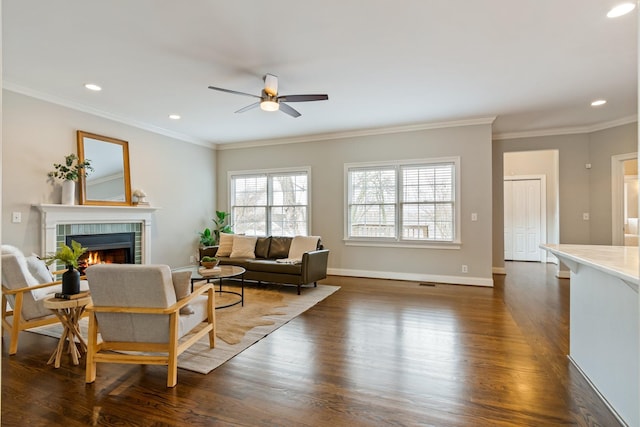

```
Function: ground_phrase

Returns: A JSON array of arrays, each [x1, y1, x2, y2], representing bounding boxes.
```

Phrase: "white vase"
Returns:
[[61, 180, 75, 205]]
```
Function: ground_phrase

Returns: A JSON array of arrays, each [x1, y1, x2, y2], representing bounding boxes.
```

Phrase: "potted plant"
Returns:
[[199, 227, 216, 247], [48, 153, 93, 205], [44, 240, 88, 295], [212, 210, 232, 244], [197, 211, 233, 248]]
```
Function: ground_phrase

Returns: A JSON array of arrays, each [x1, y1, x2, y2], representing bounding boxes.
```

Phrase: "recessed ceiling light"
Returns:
[[84, 83, 102, 91], [168, 114, 181, 120], [591, 99, 607, 107], [607, 3, 636, 18]]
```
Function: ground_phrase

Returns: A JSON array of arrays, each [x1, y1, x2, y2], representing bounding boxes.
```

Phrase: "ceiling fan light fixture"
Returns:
[[260, 100, 279, 112]]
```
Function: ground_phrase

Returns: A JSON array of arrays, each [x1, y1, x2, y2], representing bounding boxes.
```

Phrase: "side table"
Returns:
[[43, 294, 92, 368]]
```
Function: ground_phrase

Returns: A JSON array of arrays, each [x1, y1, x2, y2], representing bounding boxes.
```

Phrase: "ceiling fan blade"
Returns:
[[234, 102, 261, 114], [264, 74, 278, 96], [279, 102, 301, 118], [277, 94, 329, 103], [208, 86, 261, 99]]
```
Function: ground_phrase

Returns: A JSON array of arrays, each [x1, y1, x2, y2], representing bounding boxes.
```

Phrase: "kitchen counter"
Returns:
[[541, 244, 638, 427]]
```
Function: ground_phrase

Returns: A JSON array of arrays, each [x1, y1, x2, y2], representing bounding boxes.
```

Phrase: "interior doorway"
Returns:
[[503, 150, 559, 264], [504, 176, 545, 261], [611, 153, 638, 246]]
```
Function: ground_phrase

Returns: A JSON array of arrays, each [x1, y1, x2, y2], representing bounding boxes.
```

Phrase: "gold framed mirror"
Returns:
[[77, 130, 132, 206]]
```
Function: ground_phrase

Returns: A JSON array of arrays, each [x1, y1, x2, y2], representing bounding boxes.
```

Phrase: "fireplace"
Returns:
[[66, 232, 135, 267], [35, 204, 157, 265]]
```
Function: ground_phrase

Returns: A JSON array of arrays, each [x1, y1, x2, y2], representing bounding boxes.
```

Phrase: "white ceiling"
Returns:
[[3, 1, 638, 147]]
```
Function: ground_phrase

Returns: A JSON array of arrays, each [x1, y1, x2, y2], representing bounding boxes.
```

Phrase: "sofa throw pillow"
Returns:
[[268, 237, 292, 259], [26, 255, 54, 284], [287, 236, 320, 261], [230, 235, 257, 258], [172, 271, 194, 315], [216, 233, 234, 257], [254, 236, 271, 259]]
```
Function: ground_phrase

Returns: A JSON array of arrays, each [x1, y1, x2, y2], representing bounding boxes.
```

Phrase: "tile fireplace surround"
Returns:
[[34, 204, 158, 263]]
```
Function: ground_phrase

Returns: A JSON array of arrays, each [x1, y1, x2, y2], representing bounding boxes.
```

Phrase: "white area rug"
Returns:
[[29, 284, 339, 374]]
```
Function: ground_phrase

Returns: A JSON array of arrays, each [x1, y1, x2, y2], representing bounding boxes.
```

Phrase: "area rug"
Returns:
[[28, 283, 339, 374]]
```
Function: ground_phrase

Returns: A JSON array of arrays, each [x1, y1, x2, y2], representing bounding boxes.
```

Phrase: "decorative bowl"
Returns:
[[201, 260, 219, 269]]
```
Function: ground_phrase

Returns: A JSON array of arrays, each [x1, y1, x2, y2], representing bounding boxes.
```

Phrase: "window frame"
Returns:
[[228, 166, 312, 237], [344, 157, 461, 248]]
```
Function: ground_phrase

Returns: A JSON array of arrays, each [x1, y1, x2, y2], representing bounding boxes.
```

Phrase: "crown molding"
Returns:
[[3, 82, 215, 148], [492, 115, 638, 141], [216, 116, 497, 150]]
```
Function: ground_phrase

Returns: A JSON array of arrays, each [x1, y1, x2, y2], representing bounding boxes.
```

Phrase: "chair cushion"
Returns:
[[216, 233, 234, 256], [87, 264, 182, 344], [230, 235, 257, 258], [172, 271, 194, 315], [25, 255, 54, 284]]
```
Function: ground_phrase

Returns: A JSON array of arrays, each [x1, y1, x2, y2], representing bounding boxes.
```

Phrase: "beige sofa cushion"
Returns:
[[288, 236, 320, 261], [230, 235, 257, 258], [216, 233, 234, 257]]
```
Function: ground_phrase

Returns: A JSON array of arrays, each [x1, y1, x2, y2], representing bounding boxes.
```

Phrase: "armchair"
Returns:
[[85, 264, 215, 387], [1, 245, 88, 355]]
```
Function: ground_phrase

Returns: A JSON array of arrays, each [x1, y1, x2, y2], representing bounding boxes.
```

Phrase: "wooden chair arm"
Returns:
[[87, 282, 214, 315], [2, 280, 62, 295]]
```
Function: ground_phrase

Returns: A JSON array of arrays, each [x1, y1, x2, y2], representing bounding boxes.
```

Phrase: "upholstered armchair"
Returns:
[[1, 245, 88, 355], [85, 264, 215, 388]]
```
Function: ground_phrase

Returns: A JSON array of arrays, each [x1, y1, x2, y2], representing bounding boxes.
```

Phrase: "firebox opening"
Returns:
[[66, 232, 135, 267]]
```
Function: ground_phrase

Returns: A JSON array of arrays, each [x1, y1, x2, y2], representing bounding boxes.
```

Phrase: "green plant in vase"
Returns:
[[44, 240, 87, 295], [212, 210, 232, 244], [199, 227, 216, 247], [48, 153, 93, 205]]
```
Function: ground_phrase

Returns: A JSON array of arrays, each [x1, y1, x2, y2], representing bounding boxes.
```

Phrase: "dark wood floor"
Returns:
[[2, 262, 622, 426]]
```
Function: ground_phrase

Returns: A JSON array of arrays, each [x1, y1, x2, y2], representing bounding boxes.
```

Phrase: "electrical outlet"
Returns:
[[583, 213, 590, 221], [471, 213, 478, 221], [462, 265, 468, 273], [190, 255, 195, 264], [11, 212, 21, 223]]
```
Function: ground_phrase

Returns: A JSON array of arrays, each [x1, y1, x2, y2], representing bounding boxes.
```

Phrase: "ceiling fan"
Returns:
[[208, 73, 328, 118]]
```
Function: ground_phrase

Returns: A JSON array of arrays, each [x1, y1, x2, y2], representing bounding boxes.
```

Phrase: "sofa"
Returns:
[[199, 235, 329, 294]]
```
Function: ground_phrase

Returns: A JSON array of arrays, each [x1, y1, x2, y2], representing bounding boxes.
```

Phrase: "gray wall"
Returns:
[[217, 123, 494, 286], [493, 122, 637, 269], [2, 90, 217, 266], [589, 124, 639, 244]]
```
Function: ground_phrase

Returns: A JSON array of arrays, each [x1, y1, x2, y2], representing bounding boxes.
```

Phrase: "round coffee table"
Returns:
[[175, 265, 245, 309], [43, 294, 91, 368]]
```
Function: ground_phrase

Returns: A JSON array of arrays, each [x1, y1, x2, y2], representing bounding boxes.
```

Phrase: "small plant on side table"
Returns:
[[44, 240, 88, 295]]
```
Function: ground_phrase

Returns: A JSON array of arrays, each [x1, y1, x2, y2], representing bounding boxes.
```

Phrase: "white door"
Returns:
[[504, 179, 542, 261]]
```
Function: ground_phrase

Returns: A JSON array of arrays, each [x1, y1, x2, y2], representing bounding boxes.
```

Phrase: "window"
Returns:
[[230, 168, 310, 236], [346, 158, 459, 243]]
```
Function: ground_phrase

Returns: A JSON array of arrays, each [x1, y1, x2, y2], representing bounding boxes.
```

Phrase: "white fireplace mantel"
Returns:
[[34, 204, 158, 263]]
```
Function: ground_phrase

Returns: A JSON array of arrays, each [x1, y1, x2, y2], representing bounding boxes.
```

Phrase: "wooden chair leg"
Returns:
[[86, 314, 98, 383], [8, 293, 24, 355], [208, 287, 216, 349], [167, 312, 179, 388]]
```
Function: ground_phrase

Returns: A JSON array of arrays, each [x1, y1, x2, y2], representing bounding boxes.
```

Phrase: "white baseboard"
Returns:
[[327, 268, 494, 287], [492, 267, 507, 275]]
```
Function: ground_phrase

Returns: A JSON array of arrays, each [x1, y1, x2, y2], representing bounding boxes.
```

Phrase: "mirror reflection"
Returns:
[[77, 131, 132, 206]]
